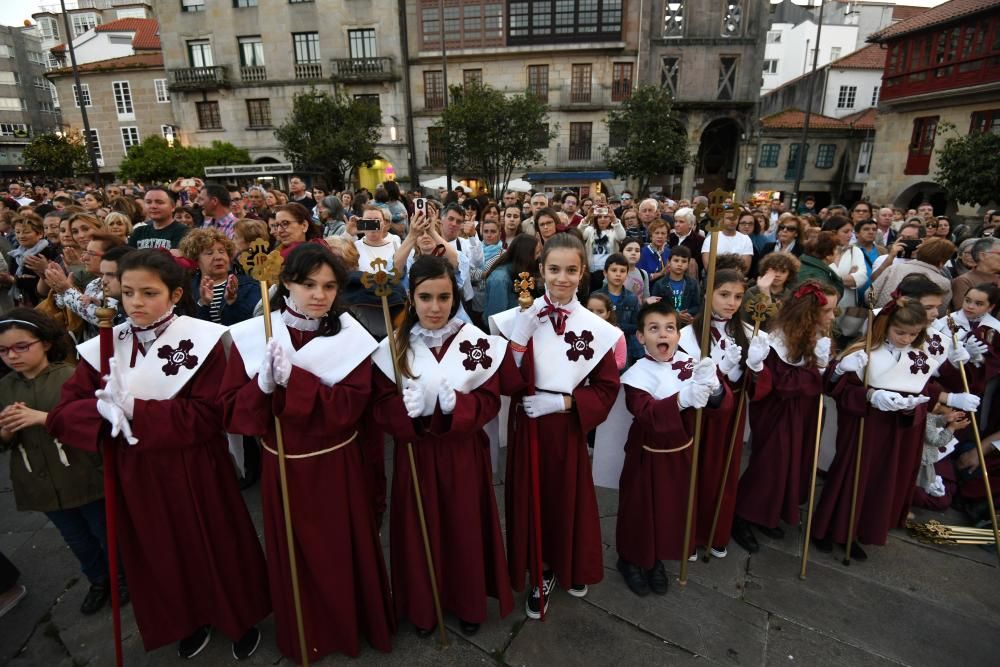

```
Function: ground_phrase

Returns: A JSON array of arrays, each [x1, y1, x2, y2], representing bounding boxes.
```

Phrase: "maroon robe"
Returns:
[[811, 372, 931, 545], [47, 343, 270, 651], [695, 368, 772, 549], [220, 329, 394, 662], [736, 350, 823, 529], [502, 345, 620, 591], [618, 384, 733, 567], [371, 335, 513, 629]]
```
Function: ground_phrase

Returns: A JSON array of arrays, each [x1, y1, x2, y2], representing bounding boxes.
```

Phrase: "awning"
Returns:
[[526, 171, 615, 181]]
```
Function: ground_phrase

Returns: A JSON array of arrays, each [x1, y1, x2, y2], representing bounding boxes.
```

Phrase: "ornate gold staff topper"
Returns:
[[238, 237, 284, 283], [360, 257, 400, 298], [514, 271, 535, 309], [744, 291, 778, 325]]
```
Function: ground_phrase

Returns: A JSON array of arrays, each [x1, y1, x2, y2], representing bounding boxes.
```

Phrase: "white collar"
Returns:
[[411, 318, 464, 349], [281, 295, 320, 332], [544, 290, 579, 313], [128, 311, 177, 350]]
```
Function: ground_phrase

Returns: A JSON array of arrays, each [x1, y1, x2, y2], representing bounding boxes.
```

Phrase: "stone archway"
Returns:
[[893, 181, 948, 216], [696, 118, 742, 195]]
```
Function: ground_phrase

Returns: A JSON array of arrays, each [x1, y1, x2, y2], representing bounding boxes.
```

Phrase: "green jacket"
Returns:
[[795, 254, 845, 301], [0, 362, 104, 513]]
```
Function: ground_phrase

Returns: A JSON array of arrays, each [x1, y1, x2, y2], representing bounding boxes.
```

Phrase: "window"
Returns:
[[233, 0, 258, 6], [663, 2, 684, 37], [836, 85, 857, 109], [181, 0, 205, 12], [246, 99, 271, 128], [569, 122, 593, 160], [154, 79, 170, 103], [427, 126, 446, 165], [905, 116, 938, 175], [463, 69, 482, 87], [293, 32, 320, 64], [608, 120, 627, 148], [786, 143, 809, 179], [353, 94, 380, 113], [0, 98, 21, 111], [815, 144, 836, 169], [49, 82, 58, 108], [763, 59, 778, 75], [870, 86, 880, 106], [84, 129, 102, 164], [72, 83, 91, 108], [47, 54, 61, 70], [830, 47, 842, 61], [420, 1, 503, 49], [527, 64, 549, 101], [121, 127, 140, 153], [38, 17, 59, 40], [508, 0, 623, 43], [611, 62, 633, 101], [71, 12, 99, 37], [717, 56, 737, 100], [113, 81, 134, 119], [196, 101, 222, 130], [0, 72, 15, 85], [161, 125, 174, 140], [721, 2, 744, 36], [856, 139, 873, 176], [766, 30, 781, 43], [532, 123, 551, 149], [571, 63, 592, 103], [0, 45, 10, 58], [116, 8, 148, 19], [970, 109, 1000, 134], [348, 29, 377, 59], [27, 51, 45, 65], [424, 70, 444, 110], [758, 143, 779, 168], [39, 101, 55, 113], [187, 40, 213, 67], [0, 123, 29, 137], [238, 36, 265, 66], [33, 76, 46, 89], [289, 0, 315, 3], [661, 56, 680, 97]]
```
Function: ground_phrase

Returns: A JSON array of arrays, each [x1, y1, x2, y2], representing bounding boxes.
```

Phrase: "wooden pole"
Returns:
[[843, 295, 876, 567], [799, 395, 825, 579]]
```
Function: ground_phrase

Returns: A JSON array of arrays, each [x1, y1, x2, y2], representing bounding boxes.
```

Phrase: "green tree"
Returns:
[[437, 81, 554, 196], [935, 124, 1000, 207], [118, 136, 250, 184], [21, 133, 90, 178], [603, 85, 690, 196], [274, 88, 382, 189]]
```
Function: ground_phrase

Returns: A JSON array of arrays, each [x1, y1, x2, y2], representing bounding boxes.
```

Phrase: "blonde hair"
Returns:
[[103, 211, 133, 236], [324, 235, 360, 270], [179, 227, 235, 262]]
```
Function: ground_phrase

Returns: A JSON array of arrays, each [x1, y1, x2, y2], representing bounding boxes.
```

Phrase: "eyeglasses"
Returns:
[[273, 221, 301, 230], [777, 224, 798, 232], [81, 249, 104, 258], [0, 340, 40, 356]]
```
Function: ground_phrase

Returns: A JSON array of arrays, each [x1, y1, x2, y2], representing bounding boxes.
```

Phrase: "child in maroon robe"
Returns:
[[221, 244, 394, 662], [371, 256, 512, 638], [732, 280, 838, 554], [490, 234, 620, 620], [47, 250, 270, 660]]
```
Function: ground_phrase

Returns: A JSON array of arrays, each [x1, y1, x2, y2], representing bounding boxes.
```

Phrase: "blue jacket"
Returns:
[[651, 275, 702, 317], [484, 265, 519, 322], [191, 270, 258, 325], [637, 244, 671, 282], [593, 286, 643, 363]]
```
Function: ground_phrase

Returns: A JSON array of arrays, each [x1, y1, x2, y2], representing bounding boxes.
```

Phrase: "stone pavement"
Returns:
[[2, 444, 999, 667]]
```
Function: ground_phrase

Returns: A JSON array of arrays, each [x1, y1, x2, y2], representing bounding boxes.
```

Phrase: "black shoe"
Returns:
[[756, 524, 785, 539], [646, 560, 669, 596], [232, 626, 261, 661], [731, 518, 759, 554], [567, 583, 588, 598], [617, 558, 650, 597], [525, 570, 555, 620], [811, 535, 833, 553], [178, 626, 212, 660], [846, 542, 868, 562], [117, 579, 130, 608], [415, 624, 436, 639], [459, 619, 480, 636], [80, 583, 109, 615]]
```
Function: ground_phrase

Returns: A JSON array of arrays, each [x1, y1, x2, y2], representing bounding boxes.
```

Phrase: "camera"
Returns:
[[356, 217, 381, 232], [899, 239, 921, 259]]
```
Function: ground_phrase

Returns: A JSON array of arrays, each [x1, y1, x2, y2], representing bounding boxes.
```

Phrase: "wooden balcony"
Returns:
[[168, 66, 229, 91]]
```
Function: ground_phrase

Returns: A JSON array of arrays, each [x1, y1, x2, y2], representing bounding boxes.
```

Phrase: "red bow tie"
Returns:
[[538, 295, 571, 335]]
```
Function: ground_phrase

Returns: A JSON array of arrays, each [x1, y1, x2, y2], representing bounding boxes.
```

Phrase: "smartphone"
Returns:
[[181, 178, 195, 188], [415, 197, 426, 212], [357, 218, 380, 232], [595, 207, 609, 216]]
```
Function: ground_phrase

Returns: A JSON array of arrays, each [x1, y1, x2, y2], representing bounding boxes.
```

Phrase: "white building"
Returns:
[[762, 19, 859, 93]]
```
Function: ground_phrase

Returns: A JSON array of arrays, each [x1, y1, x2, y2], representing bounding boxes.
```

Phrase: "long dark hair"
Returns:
[[0, 308, 74, 364], [274, 243, 348, 337], [117, 249, 196, 317], [396, 255, 460, 378], [274, 202, 321, 240], [486, 233, 538, 280], [691, 269, 750, 367]]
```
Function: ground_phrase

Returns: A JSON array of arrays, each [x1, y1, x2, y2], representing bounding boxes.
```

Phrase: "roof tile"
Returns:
[[829, 44, 886, 70], [760, 109, 850, 130], [869, 0, 1000, 42], [95, 17, 160, 50]]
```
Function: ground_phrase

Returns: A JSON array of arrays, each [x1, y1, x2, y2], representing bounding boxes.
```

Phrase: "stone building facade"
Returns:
[[0, 25, 58, 178]]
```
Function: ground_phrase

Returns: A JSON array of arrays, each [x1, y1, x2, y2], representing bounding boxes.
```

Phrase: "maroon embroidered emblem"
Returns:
[[908, 350, 930, 375], [927, 334, 944, 356], [671, 358, 694, 380], [157, 339, 199, 376], [459, 338, 493, 371], [565, 330, 595, 362]]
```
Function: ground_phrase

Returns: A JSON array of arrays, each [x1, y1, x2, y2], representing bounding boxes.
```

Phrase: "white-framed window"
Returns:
[[0, 123, 30, 137], [47, 53, 61, 70], [38, 16, 59, 40], [763, 59, 778, 75], [113, 81, 134, 119], [27, 51, 45, 65], [121, 127, 140, 152], [0, 72, 16, 85], [39, 101, 55, 113], [49, 82, 59, 108], [182, 0, 205, 12], [84, 128, 103, 164], [116, 8, 147, 19], [73, 83, 92, 107], [856, 139, 873, 176], [154, 78, 170, 103], [766, 30, 781, 43], [33, 76, 46, 89], [187, 40, 213, 67], [161, 124, 174, 139], [71, 12, 99, 37], [830, 46, 842, 61], [837, 85, 857, 109], [0, 45, 11, 58], [871, 86, 880, 106]]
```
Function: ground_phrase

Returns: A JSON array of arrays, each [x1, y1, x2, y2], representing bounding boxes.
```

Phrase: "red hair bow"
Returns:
[[793, 282, 828, 306]]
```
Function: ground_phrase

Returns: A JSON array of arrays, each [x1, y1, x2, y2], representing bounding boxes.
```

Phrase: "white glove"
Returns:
[[836, 350, 868, 376], [257, 342, 276, 394], [718, 342, 741, 376], [896, 394, 930, 411], [869, 389, 909, 412], [746, 333, 769, 373], [815, 337, 832, 368], [269, 339, 292, 387], [946, 392, 981, 411], [403, 378, 425, 418], [964, 335, 988, 363], [947, 341, 971, 367], [101, 358, 135, 419], [438, 379, 457, 414], [678, 382, 712, 410], [691, 357, 721, 392], [510, 299, 543, 346], [523, 391, 567, 418], [96, 396, 138, 445]]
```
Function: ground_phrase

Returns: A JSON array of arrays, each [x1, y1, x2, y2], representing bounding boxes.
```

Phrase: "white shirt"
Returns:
[[872, 255, 911, 273], [702, 231, 753, 257], [355, 235, 401, 271]]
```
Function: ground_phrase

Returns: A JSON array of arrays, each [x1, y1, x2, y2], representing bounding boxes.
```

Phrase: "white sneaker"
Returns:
[[688, 552, 698, 562], [0, 584, 27, 618], [710, 546, 728, 559], [567, 584, 588, 598], [525, 571, 556, 619]]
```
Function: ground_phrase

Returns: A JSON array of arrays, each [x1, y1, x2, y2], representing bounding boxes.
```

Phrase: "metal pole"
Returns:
[[792, 0, 825, 211], [397, 0, 419, 188], [58, 0, 101, 187], [439, 0, 453, 189]]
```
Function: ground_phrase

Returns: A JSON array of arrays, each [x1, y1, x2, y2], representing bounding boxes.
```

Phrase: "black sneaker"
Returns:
[[459, 619, 480, 636], [567, 583, 588, 598], [117, 580, 130, 607], [756, 523, 785, 539], [232, 626, 261, 661], [525, 571, 555, 620], [414, 624, 436, 639], [646, 560, 669, 595], [178, 625, 212, 660], [845, 542, 868, 562], [731, 517, 759, 554], [811, 535, 833, 553], [80, 583, 109, 615], [617, 558, 650, 597]]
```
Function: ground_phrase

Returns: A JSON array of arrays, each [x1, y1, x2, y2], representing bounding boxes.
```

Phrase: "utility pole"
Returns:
[[439, 0, 453, 190], [791, 0, 825, 212], [58, 0, 101, 187]]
